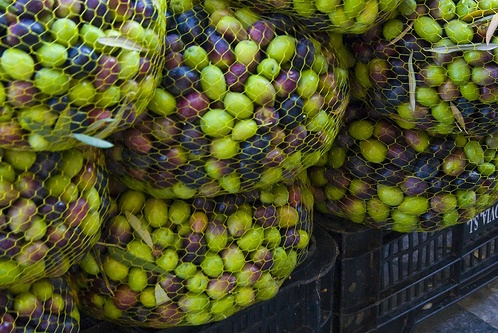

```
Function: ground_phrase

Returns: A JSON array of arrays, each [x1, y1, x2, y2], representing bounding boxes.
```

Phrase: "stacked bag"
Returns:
[[310, 101, 498, 232], [72, 173, 313, 327], [312, 0, 498, 232], [104, 0, 349, 199]]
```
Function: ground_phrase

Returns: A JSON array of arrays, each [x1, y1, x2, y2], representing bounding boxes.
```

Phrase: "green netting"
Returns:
[[70, 172, 313, 328], [310, 102, 498, 232], [104, 0, 348, 199], [0, 0, 166, 151]]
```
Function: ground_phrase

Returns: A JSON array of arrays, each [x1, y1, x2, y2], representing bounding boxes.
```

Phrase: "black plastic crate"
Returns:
[[316, 201, 498, 333], [80, 224, 338, 333]]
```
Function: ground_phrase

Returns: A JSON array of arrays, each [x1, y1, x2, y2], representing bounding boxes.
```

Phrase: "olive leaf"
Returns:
[[92, 98, 131, 139], [0, 0, 18, 13], [449, 102, 468, 134], [470, 14, 498, 27], [155, 283, 171, 306], [408, 51, 416, 113], [388, 20, 414, 46], [486, 12, 498, 45], [86, 118, 116, 134], [107, 247, 168, 275], [97, 36, 147, 52], [125, 211, 155, 250], [91, 247, 115, 297], [425, 43, 498, 53], [72, 133, 114, 149], [461, 9, 498, 23], [388, 113, 407, 122]]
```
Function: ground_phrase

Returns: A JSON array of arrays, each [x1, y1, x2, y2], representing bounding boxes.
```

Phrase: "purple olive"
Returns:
[[281, 227, 300, 248], [159, 273, 185, 300], [180, 232, 206, 263], [39, 196, 66, 222], [5, 18, 46, 51], [153, 302, 184, 325], [204, 26, 235, 68], [250, 246, 273, 270], [7, 81, 39, 108], [0, 233, 20, 257], [81, 0, 110, 26], [401, 176, 429, 196], [66, 44, 100, 79], [225, 62, 249, 92]]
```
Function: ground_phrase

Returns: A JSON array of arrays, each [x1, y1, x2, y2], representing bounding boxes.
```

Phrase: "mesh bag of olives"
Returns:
[[0, 275, 80, 332], [69, 172, 313, 328], [233, 0, 403, 34], [0, 146, 110, 288], [103, 1, 349, 200], [309, 102, 498, 232], [349, 0, 498, 137], [0, 0, 166, 151]]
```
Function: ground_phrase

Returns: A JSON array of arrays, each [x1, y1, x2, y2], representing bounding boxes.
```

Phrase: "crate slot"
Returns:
[[382, 230, 453, 289], [378, 264, 455, 317]]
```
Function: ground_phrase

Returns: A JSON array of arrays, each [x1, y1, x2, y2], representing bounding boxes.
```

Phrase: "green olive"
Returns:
[[414, 16, 443, 43], [444, 20, 474, 44]]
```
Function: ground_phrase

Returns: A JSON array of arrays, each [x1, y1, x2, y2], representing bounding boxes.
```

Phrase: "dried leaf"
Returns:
[[125, 212, 154, 249], [155, 283, 171, 306], [422, 302, 433, 310], [425, 43, 498, 53], [72, 133, 114, 149], [408, 51, 416, 113], [388, 21, 414, 46], [97, 36, 146, 52], [486, 13, 498, 45], [461, 9, 498, 22], [449, 102, 468, 134]]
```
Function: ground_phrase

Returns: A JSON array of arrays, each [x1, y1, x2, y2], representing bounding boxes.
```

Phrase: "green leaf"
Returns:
[[86, 117, 116, 134], [98, 36, 146, 52], [72, 133, 114, 148], [425, 43, 498, 53], [107, 247, 168, 275]]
